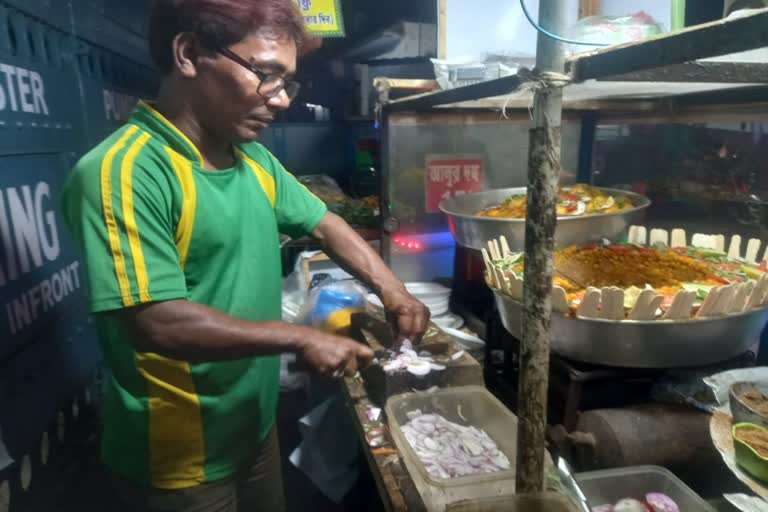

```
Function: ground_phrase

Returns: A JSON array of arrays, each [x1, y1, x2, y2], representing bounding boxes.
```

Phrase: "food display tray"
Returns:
[[495, 292, 768, 368], [439, 186, 650, 251]]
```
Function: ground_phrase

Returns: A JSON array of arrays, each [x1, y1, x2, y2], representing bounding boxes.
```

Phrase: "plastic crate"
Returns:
[[575, 465, 715, 511]]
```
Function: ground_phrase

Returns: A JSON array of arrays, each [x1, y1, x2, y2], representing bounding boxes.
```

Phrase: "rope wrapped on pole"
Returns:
[[502, 69, 572, 119]]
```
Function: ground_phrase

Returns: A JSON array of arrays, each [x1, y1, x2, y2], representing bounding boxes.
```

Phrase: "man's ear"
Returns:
[[171, 33, 200, 78]]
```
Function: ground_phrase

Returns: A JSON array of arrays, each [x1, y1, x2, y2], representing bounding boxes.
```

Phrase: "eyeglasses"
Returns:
[[215, 47, 301, 100]]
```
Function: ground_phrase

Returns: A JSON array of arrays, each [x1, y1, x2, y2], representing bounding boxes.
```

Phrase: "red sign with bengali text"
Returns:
[[425, 155, 484, 212]]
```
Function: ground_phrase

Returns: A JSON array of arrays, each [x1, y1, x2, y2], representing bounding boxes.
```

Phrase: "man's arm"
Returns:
[[310, 212, 430, 340], [110, 299, 373, 376]]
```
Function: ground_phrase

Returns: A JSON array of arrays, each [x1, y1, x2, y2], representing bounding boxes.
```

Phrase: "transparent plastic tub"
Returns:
[[575, 465, 716, 511], [445, 492, 577, 512], [386, 386, 523, 511]]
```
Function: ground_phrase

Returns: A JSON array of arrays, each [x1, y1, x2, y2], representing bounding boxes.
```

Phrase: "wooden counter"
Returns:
[[341, 375, 428, 511], [339, 327, 486, 511]]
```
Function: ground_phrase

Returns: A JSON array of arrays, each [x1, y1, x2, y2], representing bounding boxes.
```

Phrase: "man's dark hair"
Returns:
[[148, 0, 306, 73]]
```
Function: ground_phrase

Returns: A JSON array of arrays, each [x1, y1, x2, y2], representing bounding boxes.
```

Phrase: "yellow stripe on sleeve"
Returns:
[[100, 125, 139, 307], [120, 131, 153, 303]]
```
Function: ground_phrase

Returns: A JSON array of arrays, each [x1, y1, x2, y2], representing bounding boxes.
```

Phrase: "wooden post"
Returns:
[[517, 0, 567, 494]]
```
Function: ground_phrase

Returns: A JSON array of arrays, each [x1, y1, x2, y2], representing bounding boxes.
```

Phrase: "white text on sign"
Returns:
[[0, 181, 82, 335], [0, 63, 49, 115], [103, 89, 137, 121]]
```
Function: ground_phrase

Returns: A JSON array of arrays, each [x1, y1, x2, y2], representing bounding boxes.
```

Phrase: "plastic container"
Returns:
[[575, 465, 715, 511], [386, 386, 520, 511], [445, 492, 577, 512], [733, 423, 768, 482]]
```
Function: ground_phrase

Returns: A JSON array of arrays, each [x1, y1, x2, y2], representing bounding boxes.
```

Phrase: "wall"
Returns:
[[443, 0, 580, 61], [0, 1, 156, 509]]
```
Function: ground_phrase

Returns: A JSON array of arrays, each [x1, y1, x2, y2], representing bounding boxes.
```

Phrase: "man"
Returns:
[[59, 1, 429, 510]]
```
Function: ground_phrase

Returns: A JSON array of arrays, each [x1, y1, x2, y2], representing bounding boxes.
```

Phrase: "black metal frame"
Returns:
[[382, 9, 768, 114]]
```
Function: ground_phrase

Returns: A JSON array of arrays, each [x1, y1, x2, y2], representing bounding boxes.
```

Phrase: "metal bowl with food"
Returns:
[[483, 226, 768, 368], [495, 293, 767, 368], [731, 382, 768, 428], [439, 185, 650, 251]]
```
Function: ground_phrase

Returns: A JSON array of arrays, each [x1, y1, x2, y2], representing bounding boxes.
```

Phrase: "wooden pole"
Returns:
[[516, 0, 567, 494]]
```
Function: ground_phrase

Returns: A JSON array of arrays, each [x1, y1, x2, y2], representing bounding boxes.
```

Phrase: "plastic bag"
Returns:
[[281, 250, 354, 323], [280, 276, 369, 391], [651, 362, 765, 413], [297, 174, 346, 204], [297, 278, 369, 334], [282, 265, 307, 324], [565, 11, 665, 54], [280, 252, 317, 392], [289, 279, 370, 500]]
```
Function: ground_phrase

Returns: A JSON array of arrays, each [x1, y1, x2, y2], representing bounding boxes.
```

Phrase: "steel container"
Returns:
[[495, 292, 768, 368], [440, 187, 651, 251]]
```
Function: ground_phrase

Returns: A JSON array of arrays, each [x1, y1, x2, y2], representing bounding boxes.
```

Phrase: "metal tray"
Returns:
[[575, 465, 715, 511], [439, 187, 650, 251], [495, 292, 768, 368]]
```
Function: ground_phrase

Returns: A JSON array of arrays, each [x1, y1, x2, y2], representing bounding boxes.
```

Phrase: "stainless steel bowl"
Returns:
[[494, 292, 768, 368], [439, 187, 651, 251], [730, 382, 768, 428]]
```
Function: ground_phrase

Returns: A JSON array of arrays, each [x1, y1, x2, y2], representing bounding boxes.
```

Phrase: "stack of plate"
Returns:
[[367, 282, 465, 330], [405, 282, 451, 316]]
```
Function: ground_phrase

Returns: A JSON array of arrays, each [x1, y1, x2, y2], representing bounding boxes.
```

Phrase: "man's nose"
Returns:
[[266, 89, 291, 110]]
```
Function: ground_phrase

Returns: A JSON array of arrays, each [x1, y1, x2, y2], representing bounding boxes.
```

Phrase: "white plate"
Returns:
[[442, 327, 485, 350], [405, 282, 451, 300], [431, 313, 464, 330], [427, 303, 449, 317], [369, 293, 449, 316], [421, 297, 449, 309]]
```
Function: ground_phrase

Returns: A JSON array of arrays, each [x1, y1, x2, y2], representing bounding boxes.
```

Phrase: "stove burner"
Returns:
[[551, 351, 756, 430]]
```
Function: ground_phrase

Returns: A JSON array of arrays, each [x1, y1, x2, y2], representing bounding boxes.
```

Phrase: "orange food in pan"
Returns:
[[477, 184, 634, 218]]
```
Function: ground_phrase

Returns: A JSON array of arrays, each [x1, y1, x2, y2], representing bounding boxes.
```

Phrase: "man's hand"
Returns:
[[380, 286, 431, 342], [298, 331, 375, 377], [310, 212, 431, 341]]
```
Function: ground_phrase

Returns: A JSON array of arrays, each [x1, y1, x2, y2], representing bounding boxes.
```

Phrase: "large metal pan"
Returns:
[[440, 187, 651, 251], [495, 292, 768, 368]]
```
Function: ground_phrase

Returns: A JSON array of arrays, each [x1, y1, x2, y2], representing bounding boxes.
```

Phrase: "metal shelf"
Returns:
[[567, 8, 768, 81]]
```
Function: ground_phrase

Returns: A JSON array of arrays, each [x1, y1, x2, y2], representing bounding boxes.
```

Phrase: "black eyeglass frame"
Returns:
[[215, 47, 301, 100]]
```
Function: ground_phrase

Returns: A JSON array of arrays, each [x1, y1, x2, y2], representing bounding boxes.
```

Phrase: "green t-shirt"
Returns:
[[60, 100, 327, 489]]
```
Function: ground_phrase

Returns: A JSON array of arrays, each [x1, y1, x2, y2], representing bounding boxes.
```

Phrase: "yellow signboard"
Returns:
[[295, 0, 345, 37]]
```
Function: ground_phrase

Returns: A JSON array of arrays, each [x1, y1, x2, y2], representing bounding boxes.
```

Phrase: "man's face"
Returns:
[[192, 31, 297, 143]]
